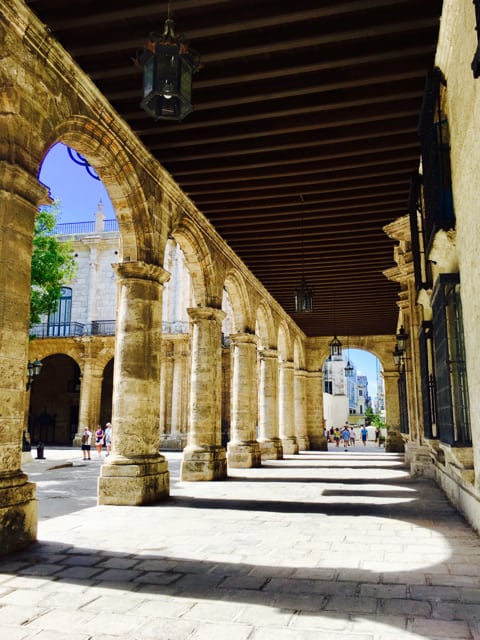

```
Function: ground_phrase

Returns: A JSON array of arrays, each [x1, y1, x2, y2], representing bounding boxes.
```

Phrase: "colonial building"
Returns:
[[2, 0, 480, 555]]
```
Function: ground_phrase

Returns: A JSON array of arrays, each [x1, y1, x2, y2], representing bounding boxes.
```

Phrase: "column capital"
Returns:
[[279, 359, 294, 371], [382, 368, 400, 380], [113, 261, 170, 285], [230, 332, 259, 347], [0, 161, 50, 207], [306, 370, 323, 379], [258, 348, 278, 360], [187, 306, 226, 323]]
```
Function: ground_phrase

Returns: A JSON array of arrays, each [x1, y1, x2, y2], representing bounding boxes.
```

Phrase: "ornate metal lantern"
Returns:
[[26, 359, 43, 390], [329, 335, 342, 358], [294, 275, 314, 312], [137, 18, 200, 121]]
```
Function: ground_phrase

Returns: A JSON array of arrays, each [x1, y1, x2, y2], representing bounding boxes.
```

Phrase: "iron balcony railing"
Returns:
[[30, 322, 86, 338], [52, 219, 119, 235], [31, 320, 191, 338]]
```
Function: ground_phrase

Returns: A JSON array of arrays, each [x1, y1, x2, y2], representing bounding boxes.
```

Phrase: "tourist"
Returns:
[[349, 427, 356, 446], [81, 427, 92, 460], [360, 425, 368, 447], [341, 425, 350, 451], [95, 425, 104, 458], [104, 422, 112, 456]]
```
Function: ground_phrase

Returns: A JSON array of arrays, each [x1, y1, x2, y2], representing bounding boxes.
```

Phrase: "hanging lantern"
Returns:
[[396, 325, 408, 354], [329, 335, 342, 358], [137, 18, 200, 122], [345, 360, 355, 377], [294, 275, 314, 312]]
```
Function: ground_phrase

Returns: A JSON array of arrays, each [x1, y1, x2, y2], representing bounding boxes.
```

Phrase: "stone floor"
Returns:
[[1, 443, 480, 639]]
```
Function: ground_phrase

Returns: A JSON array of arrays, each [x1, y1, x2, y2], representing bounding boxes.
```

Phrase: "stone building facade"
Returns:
[[2, 0, 480, 554]]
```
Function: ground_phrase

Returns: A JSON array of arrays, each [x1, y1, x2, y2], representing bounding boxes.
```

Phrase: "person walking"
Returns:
[[104, 422, 112, 456], [360, 425, 368, 447], [341, 425, 350, 451], [81, 427, 92, 460], [95, 425, 104, 458], [334, 427, 341, 447], [349, 426, 356, 446]]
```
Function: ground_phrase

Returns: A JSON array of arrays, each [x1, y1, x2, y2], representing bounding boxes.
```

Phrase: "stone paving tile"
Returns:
[[189, 621, 254, 639], [409, 617, 473, 638]]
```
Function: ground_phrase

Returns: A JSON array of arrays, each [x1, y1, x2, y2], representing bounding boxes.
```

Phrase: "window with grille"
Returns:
[[417, 68, 455, 256], [431, 274, 471, 446], [419, 321, 437, 439], [47, 287, 72, 336]]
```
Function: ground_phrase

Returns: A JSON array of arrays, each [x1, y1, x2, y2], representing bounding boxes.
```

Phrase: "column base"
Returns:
[[405, 442, 434, 477], [296, 436, 310, 451], [98, 455, 170, 505], [72, 432, 83, 448], [181, 446, 227, 481], [259, 438, 283, 460], [308, 435, 328, 451], [227, 441, 262, 468], [281, 436, 299, 455], [385, 429, 405, 453], [0, 473, 37, 555]]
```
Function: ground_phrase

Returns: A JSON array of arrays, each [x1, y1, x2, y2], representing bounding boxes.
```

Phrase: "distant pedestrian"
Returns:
[[104, 422, 112, 456], [361, 426, 368, 447], [375, 428, 380, 447], [334, 427, 341, 447], [81, 427, 92, 460], [341, 425, 350, 451], [95, 425, 104, 458], [349, 427, 356, 446]]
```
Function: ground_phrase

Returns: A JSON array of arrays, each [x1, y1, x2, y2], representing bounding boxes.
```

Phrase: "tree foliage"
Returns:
[[365, 406, 386, 429], [30, 205, 77, 327]]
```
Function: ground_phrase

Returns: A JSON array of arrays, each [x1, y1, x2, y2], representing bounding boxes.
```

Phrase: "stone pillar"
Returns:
[[294, 369, 309, 450], [74, 354, 104, 446], [98, 261, 170, 505], [279, 360, 299, 454], [227, 333, 262, 468], [163, 344, 174, 436], [158, 343, 169, 441], [169, 338, 189, 449], [258, 349, 283, 460], [181, 307, 227, 480], [0, 164, 48, 553], [383, 368, 405, 453], [306, 371, 327, 450]]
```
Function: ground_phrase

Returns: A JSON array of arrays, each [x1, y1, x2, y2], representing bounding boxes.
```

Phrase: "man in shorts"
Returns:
[[81, 427, 92, 460], [360, 426, 368, 447]]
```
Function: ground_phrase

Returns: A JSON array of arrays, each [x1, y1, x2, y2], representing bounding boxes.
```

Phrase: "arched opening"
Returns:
[[29, 354, 81, 445]]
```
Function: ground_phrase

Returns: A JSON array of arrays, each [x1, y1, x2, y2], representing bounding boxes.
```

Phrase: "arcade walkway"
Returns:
[[1, 446, 480, 639]]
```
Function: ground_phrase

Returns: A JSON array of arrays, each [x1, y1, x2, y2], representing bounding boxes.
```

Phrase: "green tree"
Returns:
[[30, 204, 77, 327], [365, 406, 386, 429]]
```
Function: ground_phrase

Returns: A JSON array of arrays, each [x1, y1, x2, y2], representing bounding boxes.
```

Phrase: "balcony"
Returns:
[[31, 320, 191, 338]]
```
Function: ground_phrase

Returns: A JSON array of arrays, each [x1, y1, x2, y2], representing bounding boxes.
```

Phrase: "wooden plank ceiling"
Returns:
[[26, 0, 442, 337]]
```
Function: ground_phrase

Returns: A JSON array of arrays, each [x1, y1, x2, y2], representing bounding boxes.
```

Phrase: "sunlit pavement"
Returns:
[[1, 445, 480, 639]]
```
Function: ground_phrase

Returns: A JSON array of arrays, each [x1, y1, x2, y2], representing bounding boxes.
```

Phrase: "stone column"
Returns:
[[227, 333, 262, 468], [306, 371, 327, 450], [181, 307, 227, 480], [258, 349, 283, 460], [279, 360, 299, 454], [98, 261, 170, 505], [0, 163, 48, 553], [171, 340, 189, 448], [158, 343, 169, 442], [294, 369, 309, 450], [74, 355, 104, 446], [383, 368, 404, 452]]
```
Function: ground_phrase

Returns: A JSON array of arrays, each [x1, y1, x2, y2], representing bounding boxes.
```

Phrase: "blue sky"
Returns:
[[40, 143, 115, 223], [40, 143, 381, 400]]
